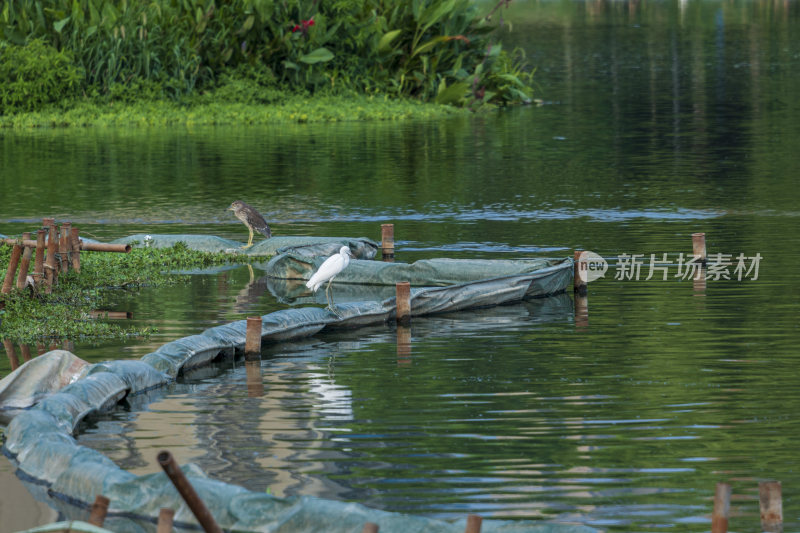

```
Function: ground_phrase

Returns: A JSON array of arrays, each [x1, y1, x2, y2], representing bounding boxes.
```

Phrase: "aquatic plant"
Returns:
[[0, 242, 247, 343]]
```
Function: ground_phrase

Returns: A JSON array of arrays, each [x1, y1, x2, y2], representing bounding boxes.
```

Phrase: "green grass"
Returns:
[[0, 92, 469, 129], [0, 242, 250, 343]]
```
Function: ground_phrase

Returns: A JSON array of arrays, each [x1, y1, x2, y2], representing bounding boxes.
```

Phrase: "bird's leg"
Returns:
[[243, 228, 255, 249], [324, 279, 342, 318]]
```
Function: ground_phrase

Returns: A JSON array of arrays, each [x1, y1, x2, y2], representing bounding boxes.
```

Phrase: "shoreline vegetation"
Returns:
[[0, 0, 535, 128]]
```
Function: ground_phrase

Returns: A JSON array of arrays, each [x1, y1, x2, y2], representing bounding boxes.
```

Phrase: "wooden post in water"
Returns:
[[2, 340, 20, 371], [60, 222, 71, 273], [692, 232, 707, 264], [16, 232, 33, 290], [33, 229, 46, 287], [1, 243, 22, 294], [759, 481, 783, 533], [395, 281, 411, 326], [361, 522, 379, 533], [381, 223, 395, 261], [20, 343, 32, 363], [711, 482, 731, 533], [70, 227, 81, 273], [573, 250, 587, 296], [88, 494, 110, 527], [465, 514, 483, 533], [157, 508, 175, 533], [44, 224, 59, 292], [245, 316, 262, 361], [158, 450, 223, 533]]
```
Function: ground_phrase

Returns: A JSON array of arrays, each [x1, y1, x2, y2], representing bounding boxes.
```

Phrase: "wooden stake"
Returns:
[[44, 224, 59, 292], [759, 481, 782, 533], [60, 222, 71, 273], [2, 243, 23, 294], [245, 316, 262, 361], [70, 227, 81, 273], [692, 232, 707, 264], [395, 281, 411, 326], [2, 340, 20, 371], [711, 482, 731, 533], [33, 230, 46, 287], [573, 250, 587, 296], [362, 523, 379, 533], [381, 223, 395, 260], [158, 450, 223, 533], [88, 494, 110, 527], [16, 233, 33, 290], [465, 514, 483, 533], [157, 508, 175, 533], [20, 344, 32, 363]]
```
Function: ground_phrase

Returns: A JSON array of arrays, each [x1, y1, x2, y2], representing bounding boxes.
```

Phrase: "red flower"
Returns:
[[292, 18, 315, 34]]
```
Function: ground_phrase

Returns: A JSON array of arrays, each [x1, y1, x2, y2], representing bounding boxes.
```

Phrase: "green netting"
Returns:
[[1, 252, 586, 533], [111, 234, 379, 258]]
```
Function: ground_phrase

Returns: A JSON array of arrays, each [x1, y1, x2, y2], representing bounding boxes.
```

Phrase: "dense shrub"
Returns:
[[0, 0, 534, 109], [0, 39, 83, 113]]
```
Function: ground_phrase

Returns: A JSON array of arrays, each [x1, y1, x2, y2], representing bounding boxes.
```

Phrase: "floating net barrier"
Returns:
[[1, 253, 590, 533], [111, 234, 380, 259]]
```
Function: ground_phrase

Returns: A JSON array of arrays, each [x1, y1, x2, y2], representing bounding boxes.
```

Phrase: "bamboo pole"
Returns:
[[88, 494, 110, 527], [89, 310, 133, 319], [711, 482, 731, 533], [759, 481, 782, 533], [33, 230, 46, 287], [16, 232, 33, 290], [157, 450, 222, 533], [395, 281, 411, 326], [60, 222, 71, 273], [70, 227, 81, 272], [44, 224, 58, 292], [2, 237, 131, 253], [2, 243, 23, 294], [80, 242, 131, 253], [157, 508, 175, 533]]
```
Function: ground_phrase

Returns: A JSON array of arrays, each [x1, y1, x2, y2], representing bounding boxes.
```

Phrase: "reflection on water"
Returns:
[[4, 1, 800, 531]]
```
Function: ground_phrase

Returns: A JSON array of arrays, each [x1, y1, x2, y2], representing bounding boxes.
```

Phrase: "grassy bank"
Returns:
[[0, 92, 469, 128], [0, 242, 248, 343]]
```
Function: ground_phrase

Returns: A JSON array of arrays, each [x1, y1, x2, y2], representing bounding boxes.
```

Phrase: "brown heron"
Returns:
[[228, 200, 272, 248]]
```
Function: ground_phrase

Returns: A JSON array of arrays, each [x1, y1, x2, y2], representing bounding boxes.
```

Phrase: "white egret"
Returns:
[[306, 246, 354, 316]]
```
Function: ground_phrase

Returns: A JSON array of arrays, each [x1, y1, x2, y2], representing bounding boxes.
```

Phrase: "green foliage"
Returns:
[[0, 242, 246, 343], [0, 0, 534, 111], [0, 38, 83, 113]]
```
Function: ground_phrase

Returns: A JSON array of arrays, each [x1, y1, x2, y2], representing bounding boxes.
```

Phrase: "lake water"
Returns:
[[3, 1, 800, 531]]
